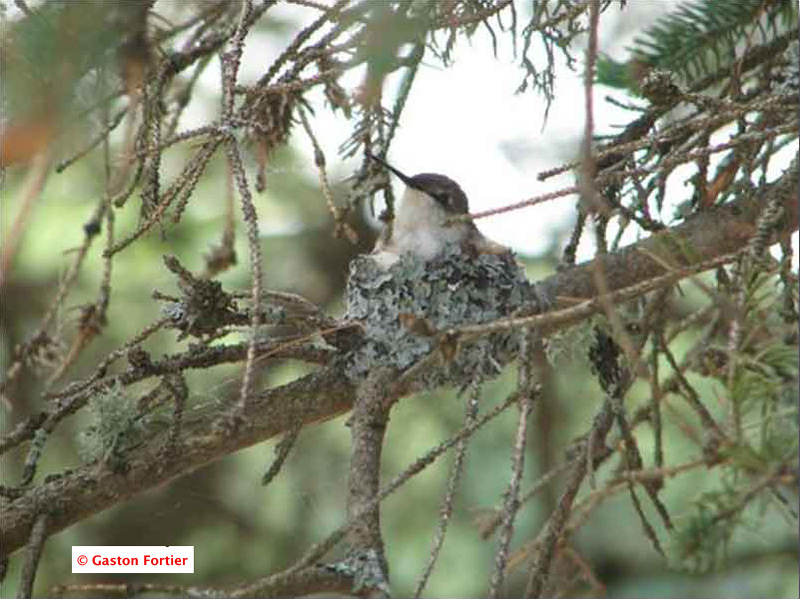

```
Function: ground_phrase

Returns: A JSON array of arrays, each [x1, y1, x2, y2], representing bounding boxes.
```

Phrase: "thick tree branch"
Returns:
[[537, 154, 798, 307], [1, 369, 356, 559], [344, 369, 394, 596], [1, 155, 797, 559]]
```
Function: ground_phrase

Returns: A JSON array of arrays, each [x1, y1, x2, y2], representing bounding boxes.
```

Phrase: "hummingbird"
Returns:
[[366, 152, 510, 269]]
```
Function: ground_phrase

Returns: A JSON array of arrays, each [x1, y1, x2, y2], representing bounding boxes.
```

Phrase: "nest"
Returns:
[[342, 245, 540, 389]]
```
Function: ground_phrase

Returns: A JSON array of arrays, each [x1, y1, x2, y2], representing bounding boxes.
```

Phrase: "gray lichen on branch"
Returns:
[[343, 245, 543, 388]]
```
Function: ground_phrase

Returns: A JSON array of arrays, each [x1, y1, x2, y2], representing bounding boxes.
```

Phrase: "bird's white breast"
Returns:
[[372, 187, 468, 268]]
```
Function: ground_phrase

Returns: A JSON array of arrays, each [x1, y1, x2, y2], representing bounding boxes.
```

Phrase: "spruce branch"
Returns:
[[598, 0, 798, 89]]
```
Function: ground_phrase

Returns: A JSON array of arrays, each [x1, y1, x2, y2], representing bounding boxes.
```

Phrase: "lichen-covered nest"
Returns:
[[342, 245, 539, 389]]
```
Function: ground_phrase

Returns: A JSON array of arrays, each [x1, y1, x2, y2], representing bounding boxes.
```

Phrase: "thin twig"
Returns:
[[55, 108, 128, 173], [224, 136, 264, 418], [525, 396, 614, 599], [16, 512, 49, 599], [488, 332, 538, 599], [261, 423, 302, 486], [414, 382, 481, 598], [298, 108, 357, 242]]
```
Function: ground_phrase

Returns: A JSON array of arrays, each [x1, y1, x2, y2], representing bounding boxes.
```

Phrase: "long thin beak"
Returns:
[[365, 150, 415, 188]]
